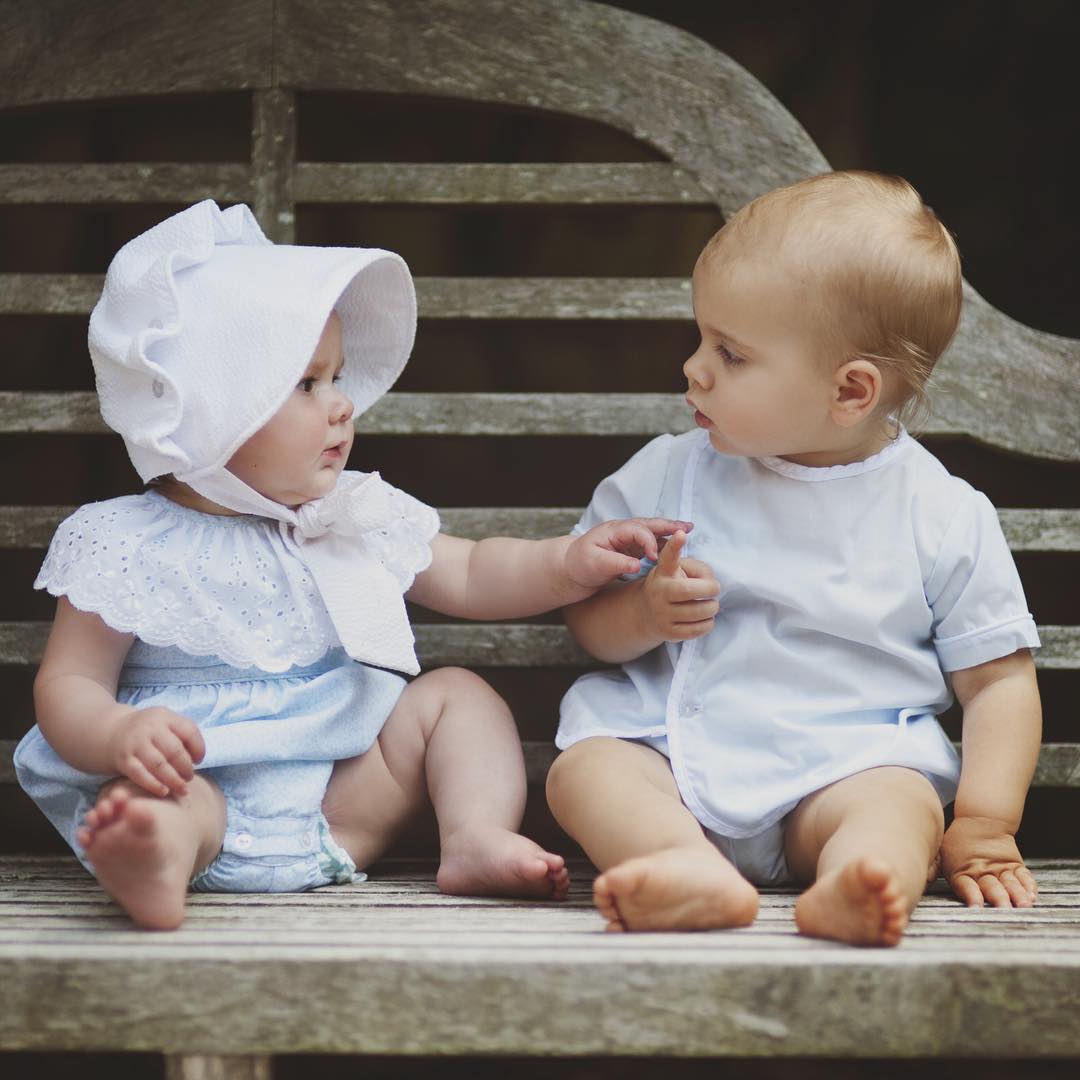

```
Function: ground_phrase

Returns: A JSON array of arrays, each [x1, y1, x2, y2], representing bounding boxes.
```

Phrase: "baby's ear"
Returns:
[[831, 358, 882, 426]]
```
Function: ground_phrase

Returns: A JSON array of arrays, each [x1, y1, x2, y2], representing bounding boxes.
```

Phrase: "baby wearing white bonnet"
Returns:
[[16, 200, 686, 928]]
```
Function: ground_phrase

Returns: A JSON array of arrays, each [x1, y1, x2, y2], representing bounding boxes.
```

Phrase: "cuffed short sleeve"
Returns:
[[925, 488, 1040, 671]]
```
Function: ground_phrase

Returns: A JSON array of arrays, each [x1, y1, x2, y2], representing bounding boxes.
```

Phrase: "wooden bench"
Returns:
[[2, 1, 1078, 1075]]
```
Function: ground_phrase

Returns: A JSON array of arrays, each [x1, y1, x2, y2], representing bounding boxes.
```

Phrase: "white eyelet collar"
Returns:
[[754, 428, 914, 482]]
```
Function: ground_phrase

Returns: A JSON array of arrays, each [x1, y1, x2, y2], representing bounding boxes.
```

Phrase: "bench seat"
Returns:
[[3, 854, 1080, 1061]]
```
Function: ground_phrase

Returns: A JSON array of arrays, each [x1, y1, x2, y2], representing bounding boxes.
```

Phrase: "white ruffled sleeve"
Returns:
[[925, 487, 1040, 672], [34, 495, 342, 671], [34, 501, 141, 619], [357, 477, 441, 591]]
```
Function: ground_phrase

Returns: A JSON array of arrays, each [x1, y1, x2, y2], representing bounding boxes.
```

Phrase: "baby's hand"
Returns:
[[940, 814, 1038, 908], [106, 706, 206, 797], [566, 518, 694, 590], [640, 529, 720, 641]]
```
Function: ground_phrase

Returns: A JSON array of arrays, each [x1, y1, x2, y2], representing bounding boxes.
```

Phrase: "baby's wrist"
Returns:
[[557, 535, 597, 601], [947, 811, 1019, 836]]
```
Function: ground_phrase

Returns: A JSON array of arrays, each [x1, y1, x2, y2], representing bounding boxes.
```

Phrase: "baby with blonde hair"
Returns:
[[547, 171, 1041, 946]]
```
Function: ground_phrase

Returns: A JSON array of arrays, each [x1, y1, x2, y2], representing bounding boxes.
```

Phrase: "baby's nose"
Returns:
[[333, 392, 354, 423], [684, 349, 711, 390]]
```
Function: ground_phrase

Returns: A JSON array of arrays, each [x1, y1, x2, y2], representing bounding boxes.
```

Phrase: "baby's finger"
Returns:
[[674, 563, 721, 596], [615, 521, 663, 562], [144, 752, 189, 795], [654, 531, 687, 577], [589, 544, 643, 577], [679, 557, 716, 580], [153, 730, 196, 781], [1000, 868, 1035, 908], [673, 599, 720, 624], [951, 874, 984, 908], [638, 518, 694, 554], [669, 617, 716, 640], [1015, 864, 1039, 898], [123, 757, 171, 798], [170, 715, 207, 764], [660, 576, 720, 603], [978, 873, 1013, 908]]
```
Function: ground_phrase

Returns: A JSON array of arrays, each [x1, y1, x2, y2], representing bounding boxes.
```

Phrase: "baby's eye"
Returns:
[[298, 377, 316, 393], [715, 342, 745, 367]]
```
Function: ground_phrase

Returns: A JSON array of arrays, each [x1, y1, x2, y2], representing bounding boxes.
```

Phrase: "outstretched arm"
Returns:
[[564, 530, 720, 663], [406, 518, 690, 620], [940, 648, 1042, 908], [33, 598, 204, 796]]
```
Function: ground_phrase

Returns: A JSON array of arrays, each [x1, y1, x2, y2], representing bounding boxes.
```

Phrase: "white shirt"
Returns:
[[556, 429, 1040, 838]]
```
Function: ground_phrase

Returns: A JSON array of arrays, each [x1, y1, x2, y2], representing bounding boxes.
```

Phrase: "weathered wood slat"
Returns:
[[164, 1056, 271, 1080], [1, 622, 1077, 669], [0, 390, 696, 435], [0, 164, 253, 205], [0, 273, 102, 315], [0, 273, 695, 319], [3, 740, 1079, 789], [5, 388, 1079, 444], [997, 508, 1080, 552], [4, 505, 1080, 551], [361, 392, 693, 435], [0, 162, 709, 208], [3, 899, 1080, 936], [1, 854, 1080, 1057], [293, 161, 711, 204], [251, 88, 296, 243], [0, 0, 273, 110], [0, 505, 575, 547]]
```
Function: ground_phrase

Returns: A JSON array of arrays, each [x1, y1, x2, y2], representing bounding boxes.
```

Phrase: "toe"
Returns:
[[857, 857, 893, 893]]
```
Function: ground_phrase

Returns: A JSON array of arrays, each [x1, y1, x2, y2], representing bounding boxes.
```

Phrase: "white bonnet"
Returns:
[[89, 199, 416, 482]]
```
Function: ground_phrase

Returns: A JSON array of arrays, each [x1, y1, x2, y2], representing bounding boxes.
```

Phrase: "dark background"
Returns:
[[614, 0, 1078, 340]]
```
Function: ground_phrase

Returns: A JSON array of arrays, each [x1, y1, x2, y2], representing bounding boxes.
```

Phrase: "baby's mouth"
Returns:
[[687, 398, 712, 429]]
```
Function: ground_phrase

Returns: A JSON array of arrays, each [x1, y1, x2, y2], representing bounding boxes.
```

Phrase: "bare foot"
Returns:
[[593, 845, 759, 932], [436, 825, 569, 899], [795, 857, 909, 947], [76, 783, 196, 930]]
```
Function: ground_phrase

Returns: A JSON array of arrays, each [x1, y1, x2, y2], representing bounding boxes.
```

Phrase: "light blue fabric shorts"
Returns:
[[15, 643, 406, 894]]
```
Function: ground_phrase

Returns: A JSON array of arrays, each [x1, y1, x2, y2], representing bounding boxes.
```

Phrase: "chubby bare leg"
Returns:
[[323, 667, 568, 899], [75, 776, 226, 930], [785, 766, 944, 947], [546, 737, 758, 931]]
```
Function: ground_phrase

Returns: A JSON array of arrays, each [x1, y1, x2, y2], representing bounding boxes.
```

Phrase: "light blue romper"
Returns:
[[15, 492, 416, 893], [16, 643, 405, 892]]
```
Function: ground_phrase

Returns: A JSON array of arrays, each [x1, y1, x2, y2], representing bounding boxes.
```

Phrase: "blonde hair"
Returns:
[[700, 171, 962, 429]]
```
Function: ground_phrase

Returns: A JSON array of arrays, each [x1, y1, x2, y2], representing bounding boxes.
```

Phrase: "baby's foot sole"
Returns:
[[593, 846, 759, 932], [81, 785, 192, 930], [795, 857, 909, 947]]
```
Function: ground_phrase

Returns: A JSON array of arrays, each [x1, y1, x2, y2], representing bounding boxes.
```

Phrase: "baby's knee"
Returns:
[[410, 665, 501, 705], [545, 738, 616, 810], [886, 769, 945, 837]]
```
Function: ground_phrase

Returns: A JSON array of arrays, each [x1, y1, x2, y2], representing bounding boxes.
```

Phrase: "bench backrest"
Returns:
[[1, 0, 1077, 854]]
